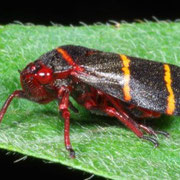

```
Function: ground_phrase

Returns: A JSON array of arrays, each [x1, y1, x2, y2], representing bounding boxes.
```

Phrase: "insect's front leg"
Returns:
[[58, 86, 75, 158], [0, 90, 26, 123]]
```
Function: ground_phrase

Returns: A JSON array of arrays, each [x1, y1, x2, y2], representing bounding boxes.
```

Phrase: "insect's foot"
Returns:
[[68, 148, 76, 159], [141, 135, 159, 147], [139, 124, 158, 137], [139, 124, 169, 138], [155, 130, 170, 138]]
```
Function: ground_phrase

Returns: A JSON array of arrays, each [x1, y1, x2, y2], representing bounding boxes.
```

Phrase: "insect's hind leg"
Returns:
[[138, 124, 170, 138], [79, 90, 145, 138], [127, 106, 169, 138], [103, 95, 159, 147], [102, 106, 159, 146], [78, 88, 159, 147]]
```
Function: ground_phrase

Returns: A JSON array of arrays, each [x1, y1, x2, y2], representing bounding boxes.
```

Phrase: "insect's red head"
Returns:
[[20, 60, 55, 103]]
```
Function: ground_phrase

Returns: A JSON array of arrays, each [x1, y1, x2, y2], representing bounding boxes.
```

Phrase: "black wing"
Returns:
[[75, 51, 180, 115]]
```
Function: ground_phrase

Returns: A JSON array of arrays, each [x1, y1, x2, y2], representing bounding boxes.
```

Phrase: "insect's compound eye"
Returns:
[[35, 66, 53, 84]]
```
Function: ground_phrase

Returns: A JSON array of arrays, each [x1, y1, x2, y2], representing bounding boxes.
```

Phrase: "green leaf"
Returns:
[[1, 23, 180, 179]]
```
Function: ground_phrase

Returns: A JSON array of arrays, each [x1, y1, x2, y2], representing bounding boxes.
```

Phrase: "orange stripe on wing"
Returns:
[[120, 54, 131, 101], [56, 48, 84, 72], [164, 64, 175, 115], [56, 48, 75, 66]]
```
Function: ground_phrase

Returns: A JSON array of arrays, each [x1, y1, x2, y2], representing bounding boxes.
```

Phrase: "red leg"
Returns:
[[104, 106, 144, 137], [84, 99, 97, 109], [103, 106, 159, 146], [127, 105, 161, 118], [78, 89, 160, 146], [104, 95, 143, 136], [138, 124, 157, 137], [79, 89, 144, 138], [139, 124, 169, 138], [0, 90, 25, 123], [124, 102, 169, 137], [104, 95, 159, 146], [79, 90, 143, 137], [58, 86, 75, 158], [138, 107, 161, 118]]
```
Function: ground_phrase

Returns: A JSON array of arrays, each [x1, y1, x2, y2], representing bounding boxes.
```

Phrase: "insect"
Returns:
[[0, 45, 178, 158]]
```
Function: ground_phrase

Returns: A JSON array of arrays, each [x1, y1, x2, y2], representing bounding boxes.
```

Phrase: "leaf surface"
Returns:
[[0, 23, 180, 179]]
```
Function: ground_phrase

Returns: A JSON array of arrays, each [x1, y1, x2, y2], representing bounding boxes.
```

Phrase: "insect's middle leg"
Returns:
[[77, 88, 99, 110]]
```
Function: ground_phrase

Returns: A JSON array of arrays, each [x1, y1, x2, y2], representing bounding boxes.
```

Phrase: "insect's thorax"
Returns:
[[71, 81, 90, 102]]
